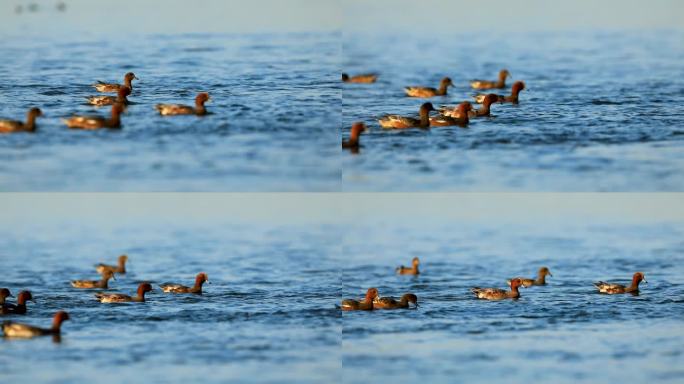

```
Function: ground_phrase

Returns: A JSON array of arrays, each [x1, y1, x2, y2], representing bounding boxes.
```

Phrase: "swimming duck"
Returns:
[[442, 96, 499, 118], [405, 77, 453, 98], [160, 272, 208, 294], [95, 282, 152, 303], [92, 72, 138, 93], [71, 270, 116, 289], [341, 288, 378, 311], [342, 73, 378, 83], [63, 103, 124, 129], [396, 257, 420, 275], [95, 254, 128, 275], [472, 278, 524, 300], [468, 94, 500, 117], [0, 291, 33, 315], [378, 103, 436, 129], [155, 92, 210, 116], [342, 122, 366, 150], [474, 81, 525, 104], [373, 293, 418, 309], [507, 267, 553, 287], [594, 272, 646, 294], [470, 69, 510, 90], [0, 108, 42, 133], [2, 311, 69, 338], [86, 86, 131, 106], [430, 102, 472, 127], [0, 289, 12, 307]]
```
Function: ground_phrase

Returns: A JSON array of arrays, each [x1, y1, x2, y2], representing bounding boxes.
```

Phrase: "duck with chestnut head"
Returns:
[[155, 92, 211, 116], [2, 311, 70, 338], [405, 77, 454, 98], [379, 103, 437, 129], [373, 293, 418, 309], [343, 122, 367, 151], [0, 108, 42, 133], [396, 257, 420, 275], [474, 81, 525, 104], [96, 282, 153, 303], [1, 291, 34, 315], [472, 278, 525, 300], [93, 72, 139, 93], [95, 254, 129, 275], [71, 270, 116, 289], [160, 272, 209, 294], [594, 272, 646, 294], [341, 288, 378, 311], [507, 267, 553, 287], [470, 69, 510, 90]]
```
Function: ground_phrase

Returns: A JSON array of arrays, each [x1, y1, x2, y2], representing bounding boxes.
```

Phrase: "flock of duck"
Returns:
[[341, 69, 526, 151], [0, 72, 211, 133], [341, 257, 648, 311], [0, 253, 650, 334], [1, 255, 209, 339]]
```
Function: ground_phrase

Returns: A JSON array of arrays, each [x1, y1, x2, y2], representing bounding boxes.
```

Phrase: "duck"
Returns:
[[155, 92, 210, 116], [405, 77, 453, 98], [342, 122, 366, 150], [160, 272, 209, 294], [468, 94, 501, 117], [92, 72, 138, 93], [71, 270, 116, 289], [0, 108, 43, 133], [430, 102, 472, 127], [0, 288, 12, 307], [95, 282, 152, 303], [63, 103, 124, 130], [373, 293, 418, 309], [470, 69, 510, 89], [2, 311, 69, 338], [396, 257, 420, 275], [442, 96, 499, 118], [474, 81, 525, 104], [95, 254, 128, 275], [341, 288, 378, 311], [342, 73, 378, 83], [472, 278, 524, 300], [86, 86, 131, 106], [1, 291, 33, 315], [507, 267, 553, 287], [594, 272, 647, 294], [378, 102, 436, 129]]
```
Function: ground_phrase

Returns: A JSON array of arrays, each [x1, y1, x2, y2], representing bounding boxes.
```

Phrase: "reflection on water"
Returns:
[[342, 30, 684, 191]]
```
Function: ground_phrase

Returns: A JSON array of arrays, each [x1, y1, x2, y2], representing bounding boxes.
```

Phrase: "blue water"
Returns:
[[342, 30, 684, 191], [0, 31, 340, 191], [341, 219, 684, 383], [0, 222, 341, 383]]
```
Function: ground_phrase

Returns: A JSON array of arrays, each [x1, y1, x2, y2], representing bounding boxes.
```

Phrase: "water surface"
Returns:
[[342, 30, 684, 191], [0, 222, 341, 383], [0, 31, 340, 191], [341, 220, 684, 383]]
